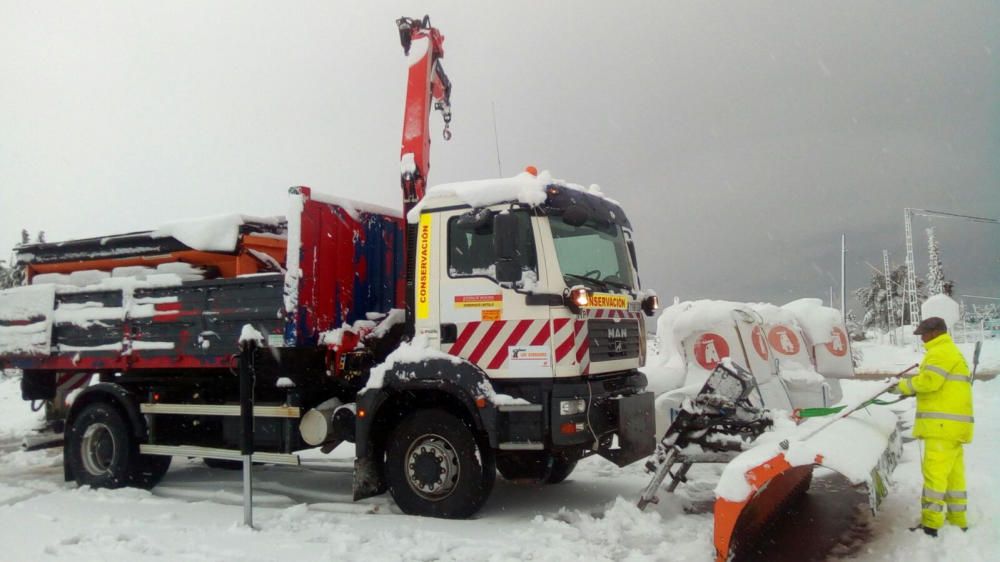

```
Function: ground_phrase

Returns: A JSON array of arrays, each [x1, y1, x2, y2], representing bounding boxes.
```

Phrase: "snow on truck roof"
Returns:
[[405, 170, 621, 223]]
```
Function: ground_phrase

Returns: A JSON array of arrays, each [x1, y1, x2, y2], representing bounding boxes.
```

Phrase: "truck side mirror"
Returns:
[[494, 212, 521, 285], [493, 212, 519, 260]]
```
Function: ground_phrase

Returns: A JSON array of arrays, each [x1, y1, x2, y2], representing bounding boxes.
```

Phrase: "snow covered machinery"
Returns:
[[0, 15, 659, 518], [637, 301, 906, 562]]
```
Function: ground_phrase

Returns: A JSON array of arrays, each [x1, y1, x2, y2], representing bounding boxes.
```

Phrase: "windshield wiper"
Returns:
[[602, 278, 632, 291], [564, 273, 609, 291]]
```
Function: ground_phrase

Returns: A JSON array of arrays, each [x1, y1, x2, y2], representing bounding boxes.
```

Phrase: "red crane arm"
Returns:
[[396, 15, 452, 336], [397, 15, 451, 218]]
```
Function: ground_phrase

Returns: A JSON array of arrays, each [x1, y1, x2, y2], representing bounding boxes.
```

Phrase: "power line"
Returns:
[[908, 208, 1000, 225], [903, 207, 1000, 324]]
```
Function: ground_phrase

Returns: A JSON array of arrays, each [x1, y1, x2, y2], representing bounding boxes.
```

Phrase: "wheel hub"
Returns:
[[80, 422, 116, 476], [405, 434, 459, 500]]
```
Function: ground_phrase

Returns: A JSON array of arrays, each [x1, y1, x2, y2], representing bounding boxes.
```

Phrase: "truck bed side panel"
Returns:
[[3, 275, 284, 371], [294, 199, 404, 345]]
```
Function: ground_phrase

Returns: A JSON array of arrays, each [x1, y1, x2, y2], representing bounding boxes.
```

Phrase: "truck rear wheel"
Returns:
[[67, 402, 136, 489], [544, 456, 577, 484], [385, 409, 495, 518], [67, 401, 170, 489]]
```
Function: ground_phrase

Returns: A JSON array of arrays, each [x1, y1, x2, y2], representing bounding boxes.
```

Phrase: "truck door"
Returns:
[[436, 207, 553, 378]]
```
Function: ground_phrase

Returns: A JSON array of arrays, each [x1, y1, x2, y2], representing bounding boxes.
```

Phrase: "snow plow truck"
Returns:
[[0, 16, 902, 561]]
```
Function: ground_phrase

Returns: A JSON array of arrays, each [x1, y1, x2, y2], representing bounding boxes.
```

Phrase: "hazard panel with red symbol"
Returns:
[[751, 326, 769, 361], [825, 326, 849, 357], [694, 333, 730, 370], [767, 325, 800, 356]]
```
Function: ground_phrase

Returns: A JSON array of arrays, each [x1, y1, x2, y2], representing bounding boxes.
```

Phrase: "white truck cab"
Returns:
[[412, 174, 656, 381]]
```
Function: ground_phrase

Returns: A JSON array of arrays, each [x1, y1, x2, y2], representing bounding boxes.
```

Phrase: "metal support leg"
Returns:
[[242, 454, 253, 527], [239, 341, 256, 529], [638, 446, 679, 510], [666, 462, 692, 493]]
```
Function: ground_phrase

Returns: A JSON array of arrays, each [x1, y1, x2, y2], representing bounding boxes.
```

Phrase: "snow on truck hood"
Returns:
[[404, 170, 617, 223]]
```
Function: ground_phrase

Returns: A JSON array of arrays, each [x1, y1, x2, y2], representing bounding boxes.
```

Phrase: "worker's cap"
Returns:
[[913, 316, 948, 335]]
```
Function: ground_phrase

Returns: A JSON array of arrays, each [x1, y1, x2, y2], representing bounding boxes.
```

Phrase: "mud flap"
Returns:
[[600, 391, 656, 467]]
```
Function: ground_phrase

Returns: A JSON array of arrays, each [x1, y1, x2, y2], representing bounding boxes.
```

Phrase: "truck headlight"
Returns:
[[559, 399, 587, 416], [564, 287, 591, 314]]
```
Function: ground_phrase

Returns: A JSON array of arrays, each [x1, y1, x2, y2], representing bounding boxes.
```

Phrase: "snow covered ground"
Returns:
[[0, 340, 997, 561]]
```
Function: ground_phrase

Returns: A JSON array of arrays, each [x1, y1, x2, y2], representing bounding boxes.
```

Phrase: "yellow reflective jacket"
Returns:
[[897, 333, 974, 443]]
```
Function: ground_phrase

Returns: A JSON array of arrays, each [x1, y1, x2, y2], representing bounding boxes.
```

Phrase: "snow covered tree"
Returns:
[[1, 229, 39, 289], [855, 272, 890, 331], [967, 303, 999, 324], [0, 258, 21, 289], [855, 264, 922, 331], [845, 310, 865, 341], [926, 227, 945, 296]]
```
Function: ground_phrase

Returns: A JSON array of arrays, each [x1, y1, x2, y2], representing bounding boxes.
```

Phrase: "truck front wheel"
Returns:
[[385, 409, 495, 518], [67, 402, 136, 489], [497, 452, 578, 484]]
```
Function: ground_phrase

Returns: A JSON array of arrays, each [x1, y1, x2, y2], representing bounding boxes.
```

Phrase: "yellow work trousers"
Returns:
[[921, 438, 967, 529]]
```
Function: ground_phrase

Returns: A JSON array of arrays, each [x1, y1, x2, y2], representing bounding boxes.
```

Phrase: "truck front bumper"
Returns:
[[494, 371, 656, 467]]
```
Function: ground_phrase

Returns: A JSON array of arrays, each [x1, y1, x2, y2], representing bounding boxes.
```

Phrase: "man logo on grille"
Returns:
[[608, 327, 628, 339]]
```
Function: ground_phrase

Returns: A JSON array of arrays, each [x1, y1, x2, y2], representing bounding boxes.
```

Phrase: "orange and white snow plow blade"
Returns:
[[713, 453, 815, 562], [712, 404, 902, 562]]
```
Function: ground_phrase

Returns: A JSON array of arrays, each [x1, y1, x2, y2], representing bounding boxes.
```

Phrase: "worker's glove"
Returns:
[[886, 386, 903, 395]]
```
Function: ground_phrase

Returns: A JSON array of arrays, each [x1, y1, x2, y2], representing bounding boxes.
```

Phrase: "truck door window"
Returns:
[[448, 211, 536, 286]]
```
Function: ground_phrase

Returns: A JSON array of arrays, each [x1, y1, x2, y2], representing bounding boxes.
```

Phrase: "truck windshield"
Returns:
[[550, 218, 636, 292]]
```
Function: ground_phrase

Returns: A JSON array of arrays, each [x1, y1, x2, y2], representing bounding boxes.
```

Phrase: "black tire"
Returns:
[[131, 454, 172, 489], [385, 409, 495, 518], [544, 456, 577, 484], [66, 402, 136, 489], [497, 452, 577, 484]]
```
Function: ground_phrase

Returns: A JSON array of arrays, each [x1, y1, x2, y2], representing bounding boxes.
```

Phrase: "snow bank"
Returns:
[[0, 374, 45, 439]]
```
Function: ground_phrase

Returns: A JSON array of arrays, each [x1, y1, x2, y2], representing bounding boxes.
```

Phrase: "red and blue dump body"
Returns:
[[287, 187, 405, 346]]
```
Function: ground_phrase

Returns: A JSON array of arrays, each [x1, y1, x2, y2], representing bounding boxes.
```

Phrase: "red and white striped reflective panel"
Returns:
[[447, 318, 592, 373], [585, 309, 641, 320]]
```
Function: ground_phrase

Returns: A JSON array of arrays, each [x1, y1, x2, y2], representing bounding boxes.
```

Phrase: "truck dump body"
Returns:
[[3, 275, 284, 372], [1, 191, 405, 377], [287, 187, 405, 346]]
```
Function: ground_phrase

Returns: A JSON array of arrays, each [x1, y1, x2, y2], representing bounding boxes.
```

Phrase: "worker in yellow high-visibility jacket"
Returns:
[[892, 317, 974, 536]]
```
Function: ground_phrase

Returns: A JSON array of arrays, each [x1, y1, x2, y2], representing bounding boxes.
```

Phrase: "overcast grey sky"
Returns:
[[2, 1, 998, 314]]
